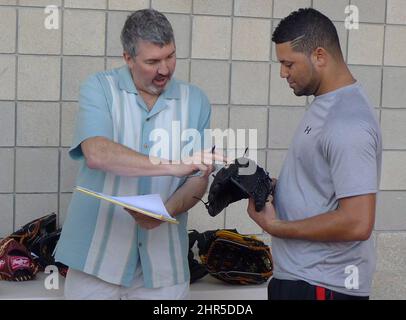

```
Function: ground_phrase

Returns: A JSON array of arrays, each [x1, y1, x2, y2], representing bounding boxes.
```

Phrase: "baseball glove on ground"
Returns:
[[35, 229, 68, 277], [0, 237, 39, 281], [202, 157, 273, 217], [202, 229, 273, 285], [9, 213, 57, 256], [188, 230, 209, 283], [8, 213, 68, 276]]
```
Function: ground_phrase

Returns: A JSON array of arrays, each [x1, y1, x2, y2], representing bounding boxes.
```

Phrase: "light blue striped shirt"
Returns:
[[55, 65, 211, 288]]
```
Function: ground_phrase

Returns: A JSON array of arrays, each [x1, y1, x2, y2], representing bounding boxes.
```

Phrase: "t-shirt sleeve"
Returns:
[[69, 74, 113, 160], [323, 121, 380, 199]]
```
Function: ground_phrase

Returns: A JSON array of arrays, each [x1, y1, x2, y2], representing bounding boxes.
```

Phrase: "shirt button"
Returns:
[[139, 242, 142, 247], [146, 118, 150, 122], [144, 144, 148, 149]]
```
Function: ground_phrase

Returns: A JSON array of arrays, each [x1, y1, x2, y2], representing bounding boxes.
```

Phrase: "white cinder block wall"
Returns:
[[0, 0, 405, 299]]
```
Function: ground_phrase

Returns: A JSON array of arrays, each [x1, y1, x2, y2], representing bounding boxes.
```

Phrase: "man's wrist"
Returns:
[[165, 203, 176, 217], [265, 218, 281, 237], [155, 159, 174, 176]]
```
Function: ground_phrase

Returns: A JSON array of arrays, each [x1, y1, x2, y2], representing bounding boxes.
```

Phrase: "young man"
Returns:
[[247, 8, 382, 300], [55, 9, 221, 300]]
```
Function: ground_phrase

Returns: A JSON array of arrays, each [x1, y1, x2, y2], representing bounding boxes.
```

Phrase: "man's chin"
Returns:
[[147, 84, 167, 95], [293, 88, 312, 97], [150, 79, 171, 94]]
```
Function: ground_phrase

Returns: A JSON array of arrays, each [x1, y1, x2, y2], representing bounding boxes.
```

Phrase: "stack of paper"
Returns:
[[75, 186, 178, 224]]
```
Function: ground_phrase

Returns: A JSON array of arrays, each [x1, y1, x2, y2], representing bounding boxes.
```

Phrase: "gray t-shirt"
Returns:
[[272, 82, 382, 296]]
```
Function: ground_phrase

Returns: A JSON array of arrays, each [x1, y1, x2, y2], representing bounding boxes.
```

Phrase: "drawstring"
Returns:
[[193, 196, 210, 209]]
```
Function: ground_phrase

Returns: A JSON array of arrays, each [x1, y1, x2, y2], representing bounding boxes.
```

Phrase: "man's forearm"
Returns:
[[265, 209, 350, 241], [265, 194, 375, 242], [82, 136, 174, 177], [266, 207, 372, 242], [165, 176, 209, 217]]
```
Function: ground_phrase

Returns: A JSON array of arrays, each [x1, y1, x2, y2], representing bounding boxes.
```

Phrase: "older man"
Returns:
[[56, 9, 220, 300]]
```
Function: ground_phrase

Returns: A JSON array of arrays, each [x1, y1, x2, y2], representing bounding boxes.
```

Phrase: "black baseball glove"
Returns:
[[201, 157, 274, 217], [8, 213, 68, 276]]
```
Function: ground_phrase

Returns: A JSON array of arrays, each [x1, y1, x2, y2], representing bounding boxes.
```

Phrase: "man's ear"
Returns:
[[311, 47, 328, 68], [123, 52, 134, 66]]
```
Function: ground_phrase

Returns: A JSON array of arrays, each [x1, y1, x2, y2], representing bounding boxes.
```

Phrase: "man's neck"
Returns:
[[315, 64, 356, 96], [130, 71, 160, 110], [138, 88, 159, 110]]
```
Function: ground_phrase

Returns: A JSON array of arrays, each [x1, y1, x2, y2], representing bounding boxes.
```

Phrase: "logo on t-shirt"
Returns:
[[304, 126, 312, 134]]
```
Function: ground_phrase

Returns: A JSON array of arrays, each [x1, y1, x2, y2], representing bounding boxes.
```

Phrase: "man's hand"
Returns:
[[170, 149, 227, 178], [247, 195, 277, 231], [125, 209, 163, 229]]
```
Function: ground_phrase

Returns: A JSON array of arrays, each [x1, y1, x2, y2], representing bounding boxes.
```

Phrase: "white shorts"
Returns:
[[64, 266, 189, 300]]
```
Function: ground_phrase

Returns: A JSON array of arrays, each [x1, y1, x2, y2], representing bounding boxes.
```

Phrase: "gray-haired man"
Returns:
[[55, 9, 220, 300]]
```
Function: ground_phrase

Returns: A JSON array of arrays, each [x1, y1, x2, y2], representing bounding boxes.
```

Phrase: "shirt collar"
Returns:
[[162, 77, 180, 100], [117, 65, 138, 94]]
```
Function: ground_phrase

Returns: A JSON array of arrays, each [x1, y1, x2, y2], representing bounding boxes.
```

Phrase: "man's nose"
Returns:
[[280, 65, 288, 78], [158, 60, 169, 75]]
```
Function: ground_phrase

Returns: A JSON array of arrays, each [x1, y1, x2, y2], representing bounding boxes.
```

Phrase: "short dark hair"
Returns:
[[272, 8, 342, 57], [121, 9, 174, 58]]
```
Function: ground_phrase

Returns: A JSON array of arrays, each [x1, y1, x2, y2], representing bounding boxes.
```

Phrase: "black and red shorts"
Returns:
[[268, 278, 369, 300]]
